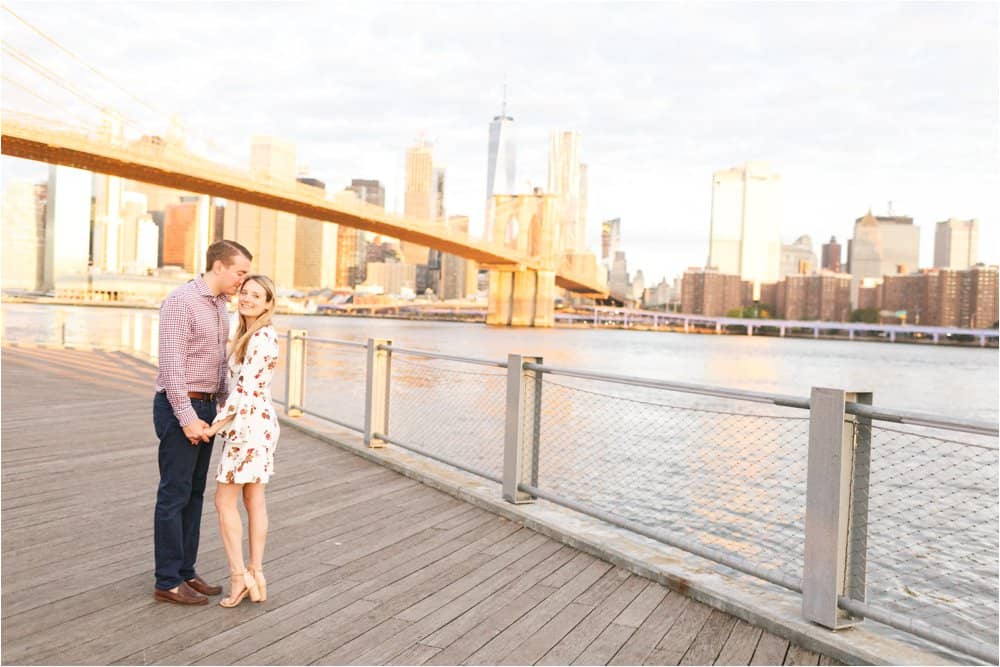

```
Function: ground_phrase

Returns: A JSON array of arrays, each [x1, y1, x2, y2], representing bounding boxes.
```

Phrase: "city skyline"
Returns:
[[1, 2, 997, 284]]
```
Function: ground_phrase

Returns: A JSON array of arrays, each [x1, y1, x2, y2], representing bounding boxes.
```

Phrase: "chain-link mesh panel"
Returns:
[[299, 339, 367, 430], [859, 421, 999, 645], [534, 373, 810, 584], [388, 354, 507, 480]]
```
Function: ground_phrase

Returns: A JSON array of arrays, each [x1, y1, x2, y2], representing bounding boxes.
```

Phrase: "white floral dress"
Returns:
[[214, 326, 280, 484]]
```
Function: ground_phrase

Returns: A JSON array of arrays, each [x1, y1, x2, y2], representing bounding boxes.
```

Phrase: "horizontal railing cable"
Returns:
[[837, 597, 998, 664], [525, 363, 810, 409], [300, 409, 363, 435], [379, 344, 508, 368], [845, 402, 998, 437], [299, 335, 367, 349], [518, 482, 803, 593], [375, 433, 502, 484]]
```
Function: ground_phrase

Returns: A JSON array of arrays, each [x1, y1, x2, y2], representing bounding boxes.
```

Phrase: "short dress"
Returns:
[[214, 326, 280, 484]]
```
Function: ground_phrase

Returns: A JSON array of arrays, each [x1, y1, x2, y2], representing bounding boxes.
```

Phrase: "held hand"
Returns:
[[182, 419, 210, 445], [206, 413, 235, 439]]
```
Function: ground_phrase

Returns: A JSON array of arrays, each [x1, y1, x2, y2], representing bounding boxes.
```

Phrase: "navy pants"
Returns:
[[153, 392, 216, 590]]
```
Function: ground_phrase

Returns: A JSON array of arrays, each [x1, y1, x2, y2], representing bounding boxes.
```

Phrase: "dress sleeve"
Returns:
[[213, 328, 279, 443]]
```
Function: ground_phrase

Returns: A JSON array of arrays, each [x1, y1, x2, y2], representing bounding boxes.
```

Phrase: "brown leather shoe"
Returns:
[[153, 581, 208, 605], [186, 575, 222, 596]]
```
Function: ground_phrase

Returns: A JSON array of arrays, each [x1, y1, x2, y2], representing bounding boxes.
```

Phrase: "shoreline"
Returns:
[[4, 296, 997, 348]]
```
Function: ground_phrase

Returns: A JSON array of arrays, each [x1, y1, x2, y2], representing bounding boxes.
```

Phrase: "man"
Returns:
[[153, 240, 253, 604]]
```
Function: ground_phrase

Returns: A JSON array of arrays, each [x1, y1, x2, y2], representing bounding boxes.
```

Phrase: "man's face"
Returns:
[[216, 255, 251, 296]]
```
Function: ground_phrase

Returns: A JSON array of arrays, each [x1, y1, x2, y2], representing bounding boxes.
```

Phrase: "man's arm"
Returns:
[[158, 297, 199, 428]]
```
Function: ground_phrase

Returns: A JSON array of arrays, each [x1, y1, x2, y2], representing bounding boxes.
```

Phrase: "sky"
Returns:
[[2, 1, 998, 285]]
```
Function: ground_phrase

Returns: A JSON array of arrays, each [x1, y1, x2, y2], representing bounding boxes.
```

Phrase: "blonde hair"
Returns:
[[229, 274, 277, 364]]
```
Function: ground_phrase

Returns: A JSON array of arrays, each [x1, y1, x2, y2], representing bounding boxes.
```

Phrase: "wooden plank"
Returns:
[[750, 631, 790, 666], [387, 643, 442, 666], [784, 644, 821, 665], [680, 609, 737, 665], [643, 599, 713, 665], [539, 576, 650, 666], [714, 620, 763, 666], [345, 541, 575, 665], [463, 559, 613, 664], [572, 622, 637, 666], [608, 592, 688, 665]]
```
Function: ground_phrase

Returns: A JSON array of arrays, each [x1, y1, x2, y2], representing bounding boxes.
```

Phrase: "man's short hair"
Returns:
[[206, 240, 252, 271]]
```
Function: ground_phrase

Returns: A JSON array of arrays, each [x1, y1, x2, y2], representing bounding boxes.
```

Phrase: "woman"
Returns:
[[205, 274, 280, 607]]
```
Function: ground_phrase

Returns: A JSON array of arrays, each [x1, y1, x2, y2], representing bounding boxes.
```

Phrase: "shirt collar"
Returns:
[[193, 275, 230, 303]]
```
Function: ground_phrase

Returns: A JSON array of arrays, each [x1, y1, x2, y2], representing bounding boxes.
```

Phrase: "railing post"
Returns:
[[503, 354, 542, 504], [364, 338, 391, 447], [133, 313, 143, 355], [803, 387, 872, 630], [285, 329, 307, 418]]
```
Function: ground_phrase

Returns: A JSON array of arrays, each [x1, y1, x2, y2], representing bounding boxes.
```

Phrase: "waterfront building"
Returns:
[[821, 236, 842, 273], [440, 215, 470, 300], [631, 270, 645, 302], [643, 277, 674, 309], [163, 197, 222, 273], [934, 218, 979, 270], [42, 165, 91, 293], [772, 272, 851, 322], [363, 262, 417, 297], [847, 210, 920, 307], [779, 235, 818, 278], [338, 179, 385, 287], [681, 268, 751, 317], [1, 180, 44, 291], [548, 130, 586, 254], [223, 135, 298, 288], [707, 162, 782, 299], [92, 172, 125, 273], [401, 139, 434, 266], [608, 251, 631, 301], [294, 177, 338, 290], [877, 265, 997, 327], [600, 218, 621, 270], [120, 191, 159, 275]]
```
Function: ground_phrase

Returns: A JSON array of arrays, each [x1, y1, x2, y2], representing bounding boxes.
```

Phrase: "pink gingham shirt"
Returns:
[[155, 276, 230, 427]]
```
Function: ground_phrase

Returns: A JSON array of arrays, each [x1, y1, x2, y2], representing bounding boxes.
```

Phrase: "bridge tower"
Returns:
[[485, 192, 560, 327]]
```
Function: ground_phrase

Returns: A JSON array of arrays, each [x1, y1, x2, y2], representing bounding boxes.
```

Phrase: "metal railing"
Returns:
[[4, 310, 997, 663], [278, 330, 998, 664]]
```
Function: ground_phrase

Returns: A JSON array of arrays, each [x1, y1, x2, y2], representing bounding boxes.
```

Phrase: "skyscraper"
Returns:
[[1, 180, 44, 291], [485, 94, 516, 242], [601, 218, 621, 266], [548, 131, 586, 254], [707, 162, 782, 298], [42, 165, 91, 292], [779, 235, 817, 278], [294, 177, 338, 290], [821, 236, 843, 273], [223, 135, 298, 288], [847, 209, 920, 305], [338, 179, 385, 287], [934, 218, 979, 269], [401, 139, 434, 266]]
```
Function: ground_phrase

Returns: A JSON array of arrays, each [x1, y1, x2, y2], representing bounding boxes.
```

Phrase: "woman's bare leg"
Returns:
[[215, 483, 247, 603], [243, 483, 268, 572]]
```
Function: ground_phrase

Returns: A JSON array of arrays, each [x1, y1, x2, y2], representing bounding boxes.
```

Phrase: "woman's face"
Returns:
[[238, 279, 270, 319]]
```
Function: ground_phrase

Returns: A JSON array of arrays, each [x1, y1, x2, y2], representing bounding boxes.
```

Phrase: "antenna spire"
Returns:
[[501, 75, 508, 118]]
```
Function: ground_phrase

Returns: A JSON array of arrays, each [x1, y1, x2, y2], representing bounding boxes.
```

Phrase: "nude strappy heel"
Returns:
[[248, 567, 267, 602], [219, 570, 260, 607]]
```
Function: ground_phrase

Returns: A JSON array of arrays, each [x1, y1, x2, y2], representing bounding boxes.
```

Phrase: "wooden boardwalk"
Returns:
[[1, 346, 840, 666]]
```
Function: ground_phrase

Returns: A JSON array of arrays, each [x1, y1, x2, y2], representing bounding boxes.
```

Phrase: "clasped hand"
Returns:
[[182, 414, 235, 446]]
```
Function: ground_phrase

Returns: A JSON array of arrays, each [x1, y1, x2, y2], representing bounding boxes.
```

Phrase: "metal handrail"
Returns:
[[524, 362, 811, 409], [301, 335, 368, 349], [524, 362, 998, 438], [844, 403, 998, 437], [377, 344, 508, 369]]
